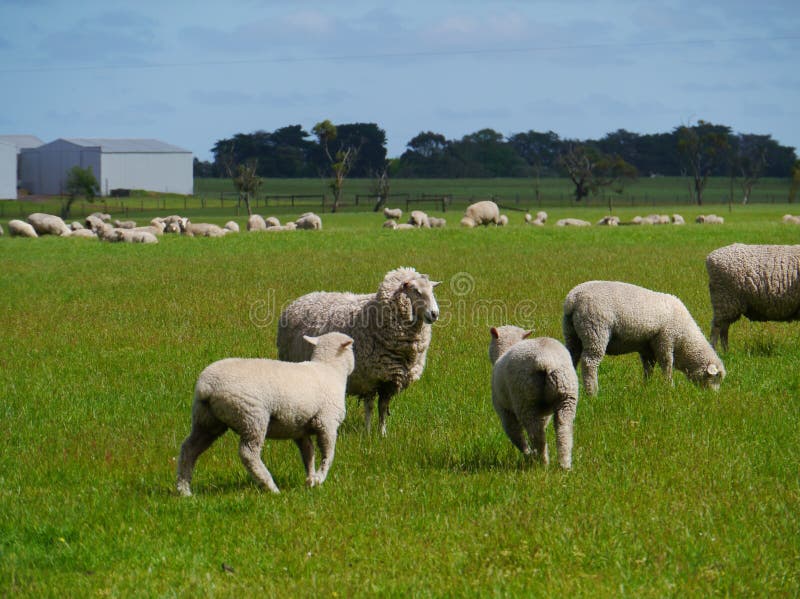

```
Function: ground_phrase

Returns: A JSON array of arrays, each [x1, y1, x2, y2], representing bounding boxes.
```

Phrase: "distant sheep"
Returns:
[[294, 212, 322, 230], [383, 207, 402, 220], [556, 218, 591, 227], [596, 216, 620, 226], [464, 200, 500, 226], [706, 243, 800, 350], [184, 221, 227, 237], [429, 217, 446, 228], [672, 214, 685, 225], [781, 214, 800, 225], [265, 223, 297, 232], [264, 216, 281, 228], [224, 221, 240, 233], [383, 219, 397, 229], [8, 220, 37, 238], [409, 210, 431, 228], [696, 214, 724, 224], [563, 280, 725, 395], [277, 267, 440, 436], [489, 326, 579, 469], [525, 211, 547, 226], [27, 213, 71, 236], [114, 219, 137, 229], [176, 331, 355, 496], [247, 214, 267, 231], [497, 215, 509, 227]]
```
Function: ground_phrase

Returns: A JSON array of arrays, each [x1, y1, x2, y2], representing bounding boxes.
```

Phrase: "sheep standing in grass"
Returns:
[[277, 267, 440, 436], [294, 212, 322, 230], [247, 214, 267, 231], [8, 220, 37, 237], [383, 207, 402, 220], [562, 280, 725, 395], [489, 326, 579, 469], [176, 332, 355, 496], [464, 200, 500, 226], [409, 210, 431, 228], [27, 213, 71, 236], [705, 243, 800, 350]]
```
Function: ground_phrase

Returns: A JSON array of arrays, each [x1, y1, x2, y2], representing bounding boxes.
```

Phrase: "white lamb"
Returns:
[[429, 217, 446, 228], [409, 210, 431, 228], [27, 213, 71, 236], [705, 243, 800, 350], [672, 214, 685, 225], [8, 220, 37, 237], [556, 218, 591, 227], [294, 212, 322, 230], [497, 214, 509, 227], [696, 214, 724, 224], [277, 267, 440, 436], [224, 221, 240, 233], [596, 216, 620, 226], [383, 207, 402, 220], [176, 332, 355, 496], [247, 214, 267, 231], [489, 326, 579, 469], [525, 211, 547, 226], [264, 216, 281, 228], [464, 200, 500, 226], [184, 221, 227, 237], [562, 280, 725, 395]]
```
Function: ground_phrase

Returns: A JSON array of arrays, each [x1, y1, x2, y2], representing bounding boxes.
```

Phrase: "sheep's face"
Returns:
[[690, 361, 726, 390], [489, 325, 533, 364], [400, 277, 441, 324]]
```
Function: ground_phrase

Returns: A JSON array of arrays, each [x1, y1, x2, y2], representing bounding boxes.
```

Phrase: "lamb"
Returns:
[[497, 214, 509, 227], [429, 217, 446, 228], [264, 216, 281, 228], [489, 326, 579, 469], [525, 211, 547, 226], [562, 280, 725, 396], [383, 207, 402, 220], [409, 210, 431, 228], [705, 243, 800, 350], [8, 220, 37, 237], [596, 216, 620, 226], [184, 221, 227, 237], [460, 216, 477, 228], [672, 214, 685, 225], [464, 200, 500, 226], [556, 218, 591, 227], [176, 332, 355, 496], [224, 221, 240, 233], [70, 228, 97, 239], [294, 212, 322, 230], [781, 214, 800, 225], [27, 213, 71, 236], [277, 267, 440, 436], [113, 219, 137, 229], [247, 214, 267, 231], [696, 214, 724, 224], [265, 223, 297, 232], [382, 219, 397, 229], [88, 212, 111, 222]]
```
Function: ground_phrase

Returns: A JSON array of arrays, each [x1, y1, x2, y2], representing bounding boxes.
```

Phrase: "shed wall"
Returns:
[[100, 152, 193, 195], [0, 142, 16, 199]]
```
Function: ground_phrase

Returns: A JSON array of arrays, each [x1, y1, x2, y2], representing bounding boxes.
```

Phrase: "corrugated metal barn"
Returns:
[[0, 135, 44, 199], [0, 141, 16, 199], [20, 138, 193, 196]]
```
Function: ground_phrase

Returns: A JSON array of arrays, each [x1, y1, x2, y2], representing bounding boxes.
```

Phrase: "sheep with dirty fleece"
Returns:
[[27, 213, 71, 236], [277, 267, 440, 436], [706, 243, 800, 350], [489, 326, 579, 469], [176, 332, 355, 496], [8, 220, 37, 237], [562, 280, 725, 396]]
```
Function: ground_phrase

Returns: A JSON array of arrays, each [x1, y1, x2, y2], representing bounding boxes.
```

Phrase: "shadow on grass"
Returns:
[[420, 442, 544, 474]]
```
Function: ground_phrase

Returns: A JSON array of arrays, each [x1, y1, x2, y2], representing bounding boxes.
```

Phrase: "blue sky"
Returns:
[[1, 1, 797, 162]]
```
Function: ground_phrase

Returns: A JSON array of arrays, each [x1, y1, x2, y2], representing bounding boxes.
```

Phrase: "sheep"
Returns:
[[88, 212, 111, 222], [696, 214, 724, 224], [8, 220, 38, 237], [394, 223, 416, 230], [294, 212, 322, 230], [265, 216, 281, 228], [224, 221, 240, 233], [644, 214, 670, 225], [131, 222, 166, 237], [247, 214, 268, 231], [85, 215, 106, 232], [70, 228, 97, 239], [27, 213, 71, 236], [464, 200, 500, 226], [781, 214, 800, 225], [497, 214, 509, 227], [265, 223, 297, 232], [383, 207, 402, 220], [672, 214, 685, 225], [562, 280, 725, 396], [176, 331, 355, 496], [429, 217, 447, 228], [277, 267, 440, 436], [489, 326, 579, 469], [525, 211, 547, 226], [705, 243, 800, 350], [409, 210, 431, 228], [70, 221, 85, 231], [103, 228, 159, 243], [596, 216, 620, 226], [460, 216, 477, 228], [184, 221, 227, 237], [556, 218, 591, 227], [113, 219, 137, 229], [382, 219, 397, 229]]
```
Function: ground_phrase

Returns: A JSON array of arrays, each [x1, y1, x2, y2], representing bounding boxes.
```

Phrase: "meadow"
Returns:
[[1, 200, 799, 596]]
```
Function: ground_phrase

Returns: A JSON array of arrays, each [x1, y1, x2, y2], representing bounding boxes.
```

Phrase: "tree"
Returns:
[[63, 165, 99, 218], [789, 160, 800, 204], [370, 165, 390, 212], [313, 120, 358, 213], [557, 144, 637, 203], [730, 134, 769, 204], [508, 130, 563, 201], [675, 120, 731, 205], [232, 160, 262, 216]]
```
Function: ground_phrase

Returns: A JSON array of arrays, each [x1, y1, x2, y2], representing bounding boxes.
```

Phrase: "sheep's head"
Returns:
[[304, 332, 355, 374], [378, 268, 441, 325], [489, 325, 533, 364], [688, 360, 726, 391]]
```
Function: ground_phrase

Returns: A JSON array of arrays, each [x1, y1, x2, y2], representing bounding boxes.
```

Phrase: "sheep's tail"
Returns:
[[561, 308, 582, 368]]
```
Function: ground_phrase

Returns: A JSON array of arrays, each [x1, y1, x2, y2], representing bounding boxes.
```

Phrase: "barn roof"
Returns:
[[0, 135, 44, 151], [59, 138, 190, 153]]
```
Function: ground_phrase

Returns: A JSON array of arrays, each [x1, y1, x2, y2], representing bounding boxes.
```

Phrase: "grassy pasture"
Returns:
[[1, 204, 799, 596]]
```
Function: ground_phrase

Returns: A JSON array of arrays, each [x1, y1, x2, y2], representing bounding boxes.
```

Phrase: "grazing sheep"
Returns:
[[89, 212, 111, 222], [409, 210, 431, 228], [382, 219, 397, 229], [176, 331, 355, 496], [277, 267, 440, 436], [113, 219, 137, 229], [460, 216, 477, 228], [671, 214, 685, 225], [696, 214, 724, 224], [27, 213, 71, 236], [429, 217, 447, 228], [247, 214, 268, 231], [383, 207, 402, 220], [294, 212, 322, 230], [705, 243, 800, 350], [556, 218, 591, 227], [525, 211, 547, 226], [489, 326, 579, 469], [224, 221, 240, 233], [562, 280, 725, 396], [265, 216, 281, 228], [596, 216, 620, 226], [464, 200, 500, 226], [8, 220, 37, 237], [497, 214, 509, 227], [184, 221, 227, 237]]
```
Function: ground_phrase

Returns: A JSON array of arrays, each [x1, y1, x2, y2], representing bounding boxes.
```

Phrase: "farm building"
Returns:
[[0, 141, 17, 199], [0, 135, 44, 199], [20, 138, 193, 196]]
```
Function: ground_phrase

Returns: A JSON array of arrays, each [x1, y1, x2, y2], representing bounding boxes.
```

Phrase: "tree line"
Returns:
[[193, 120, 799, 206]]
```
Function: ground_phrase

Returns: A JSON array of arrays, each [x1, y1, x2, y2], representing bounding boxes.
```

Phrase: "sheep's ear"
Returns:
[[490, 327, 499, 339], [303, 335, 318, 346], [706, 363, 719, 376], [523, 330, 534, 339], [340, 340, 353, 350], [431, 280, 442, 288]]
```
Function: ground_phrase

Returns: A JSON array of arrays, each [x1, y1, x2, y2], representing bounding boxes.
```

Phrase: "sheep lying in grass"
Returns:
[[383, 207, 402, 220], [556, 218, 591, 227], [176, 332, 355, 496], [563, 280, 725, 395], [114, 219, 136, 229], [596, 216, 620, 226], [696, 214, 724, 224], [383, 219, 397, 229], [489, 326, 579, 469], [8, 220, 37, 237], [429, 217, 446, 228], [464, 200, 500, 226], [706, 243, 800, 350], [672, 214, 685, 225], [27, 213, 71, 236], [277, 267, 440, 436], [409, 210, 431, 228], [525, 211, 547, 226], [294, 212, 322, 230], [265, 216, 281, 228], [224, 221, 240, 233], [70, 228, 97, 239], [184, 221, 227, 237], [782, 214, 800, 225], [247, 214, 267, 231]]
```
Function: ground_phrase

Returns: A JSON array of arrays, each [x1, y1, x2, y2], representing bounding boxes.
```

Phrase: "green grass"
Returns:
[[1, 204, 799, 596]]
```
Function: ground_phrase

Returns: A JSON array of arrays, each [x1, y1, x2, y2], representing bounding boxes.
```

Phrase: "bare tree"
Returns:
[[232, 161, 262, 216], [558, 144, 637, 204], [370, 165, 390, 212], [313, 119, 358, 213]]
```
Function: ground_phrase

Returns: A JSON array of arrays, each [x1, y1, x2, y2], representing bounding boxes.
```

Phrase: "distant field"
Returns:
[[1, 205, 799, 596]]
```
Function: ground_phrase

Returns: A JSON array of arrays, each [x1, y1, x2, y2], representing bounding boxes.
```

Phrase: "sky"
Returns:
[[0, 1, 798, 162]]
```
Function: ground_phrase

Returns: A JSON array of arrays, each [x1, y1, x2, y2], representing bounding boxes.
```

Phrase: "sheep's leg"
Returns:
[[497, 408, 531, 455], [525, 415, 550, 465], [176, 405, 227, 497], [579, 352, 603, 396], [553, 405, 576, 470], [718, 322, 730, 352], [639, 347, 657, 381], [294, 436, 316, 487], [238, 433, 280, 494], [363, 396, 375, 433], [313, 427, 338, 486], [377, 384, 396, 437], [655, 346, 675, 385]]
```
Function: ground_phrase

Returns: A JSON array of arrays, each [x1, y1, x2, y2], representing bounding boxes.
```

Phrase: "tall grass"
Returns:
[[1, 205, 798, 596]]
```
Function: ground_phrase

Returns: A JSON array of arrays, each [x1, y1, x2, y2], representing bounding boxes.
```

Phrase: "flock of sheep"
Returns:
[[176, 242, 800, 495]]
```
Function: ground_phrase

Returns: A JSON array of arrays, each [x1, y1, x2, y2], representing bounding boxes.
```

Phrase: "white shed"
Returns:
[[0, 141, 16, 199], [0, 135, 44, 198], [20, 138, 193, 196]]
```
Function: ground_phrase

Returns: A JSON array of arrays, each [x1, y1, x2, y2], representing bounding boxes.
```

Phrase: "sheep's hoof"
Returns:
[[176, 482, 192, 497]]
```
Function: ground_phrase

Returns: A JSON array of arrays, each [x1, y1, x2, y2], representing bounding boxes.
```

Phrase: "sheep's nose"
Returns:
[[429, 309, 439, 322]]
